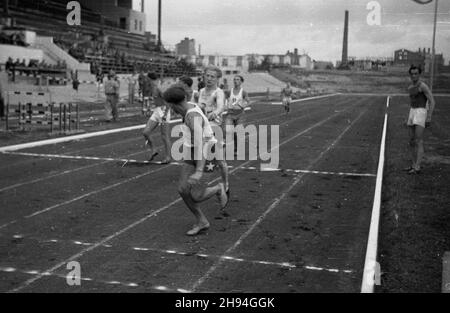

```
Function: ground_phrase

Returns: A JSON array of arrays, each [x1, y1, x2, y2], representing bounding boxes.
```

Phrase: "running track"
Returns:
[[0, 94, 386, 292]]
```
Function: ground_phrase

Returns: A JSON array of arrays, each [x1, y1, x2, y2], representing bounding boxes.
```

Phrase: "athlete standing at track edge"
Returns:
[[405, 65, 435, 174], [163, 84, 229, 236], [281, 82, 293, 115]]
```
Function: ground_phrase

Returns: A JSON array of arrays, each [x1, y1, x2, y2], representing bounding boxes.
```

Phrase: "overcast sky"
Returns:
[[135, 0, 450, 62]]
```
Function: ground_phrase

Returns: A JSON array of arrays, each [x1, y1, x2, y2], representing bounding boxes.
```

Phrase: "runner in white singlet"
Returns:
[[163, 84, 229, 236]]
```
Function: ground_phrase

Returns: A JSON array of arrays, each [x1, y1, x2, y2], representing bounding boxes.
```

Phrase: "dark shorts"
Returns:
[[183, 146, 220, 172]]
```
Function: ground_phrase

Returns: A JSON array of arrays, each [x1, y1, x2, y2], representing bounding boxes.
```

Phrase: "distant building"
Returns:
[[79, 0, 146, 35], [176, 37, 196, 56], [298, 54, 313, 70], [394, 48, 444, 73], [189, 55, 248, 74], [265, 48, 314, 70], [188, 49, 314, 74]]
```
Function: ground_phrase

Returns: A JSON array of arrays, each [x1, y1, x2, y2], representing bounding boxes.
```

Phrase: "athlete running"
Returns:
[[281, 82, 293, 114], [405, 65, 435, 174], [224, 75, 250, 156], [163, 84, 229, 236], [142, 73, 172, 164]]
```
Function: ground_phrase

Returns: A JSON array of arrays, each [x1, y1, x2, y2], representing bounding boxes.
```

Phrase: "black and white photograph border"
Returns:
[[0, 0, 449, 299]]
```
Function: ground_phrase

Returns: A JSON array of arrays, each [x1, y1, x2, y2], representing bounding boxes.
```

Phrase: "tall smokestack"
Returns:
[[157, 0, 162, 49], [342, 10, 349, 65], [4, 0, 9, 16]]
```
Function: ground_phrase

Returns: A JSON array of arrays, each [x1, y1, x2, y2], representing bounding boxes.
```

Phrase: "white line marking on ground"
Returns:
[[0, 125, 147, 153], [361, 96, 389, 293], [258, 167, 375, 177], [190, 105, 369, 292], [4, 234, 354, 274], [1, 151, 182, 166], [271, 93, 341, 105], [1, 100, 356, 232], [0, 164, 174, 230], [0, 107, 275, 172], [7, 100, 359, 293], [0, 93, 339, 153], [0, 102, 329, 192], [0, 97, 353, 194], [0, 150, 375, 178], [0, 266, 188, 292], [340, 93, 450, 97]]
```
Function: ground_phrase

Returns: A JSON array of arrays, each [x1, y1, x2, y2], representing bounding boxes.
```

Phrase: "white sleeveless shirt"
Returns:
[[182, 104, 217, 148], [198, 87, 224, 125], [229, 87, 244, 107]]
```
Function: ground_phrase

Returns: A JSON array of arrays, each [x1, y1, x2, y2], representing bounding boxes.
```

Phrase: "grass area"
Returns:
[[270, 69, 450, 94]]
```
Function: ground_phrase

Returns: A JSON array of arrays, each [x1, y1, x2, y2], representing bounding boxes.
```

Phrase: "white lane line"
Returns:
[[0, 141, 165, 193], [0, 151, 375, 179], [0, 164, 174, 230], [0, 107, 274, 172], [1, 99, 357, 231], [271, 93, 341, 105], [0, 93, 341, 153], [6, 197, 183, 293], [339, 93, 450, 97], [190, 105, 370, 292], [0, 102, 317, 184], [0, 135, 142, 171], [361, 96, 389, 293], [1, 151, 181, 165], [0, 98, 351, 193], [0, 266, 189, 293], [258, 167, 376, 177], [0, 125, 147, 153], [3, 234, 354, 274], [7, 101, 359, 293]]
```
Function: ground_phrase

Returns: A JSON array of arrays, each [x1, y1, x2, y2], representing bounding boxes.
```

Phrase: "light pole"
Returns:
[[430, 0, 438, 91], [158, 0, 162, 51]]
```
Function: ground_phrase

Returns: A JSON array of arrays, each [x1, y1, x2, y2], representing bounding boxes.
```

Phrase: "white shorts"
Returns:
[[150, 106, 171, 124], [407, 108, 427, 128]]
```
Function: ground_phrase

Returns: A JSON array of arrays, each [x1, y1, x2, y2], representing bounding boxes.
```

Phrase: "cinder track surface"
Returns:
[[0, 95, 386, 293]]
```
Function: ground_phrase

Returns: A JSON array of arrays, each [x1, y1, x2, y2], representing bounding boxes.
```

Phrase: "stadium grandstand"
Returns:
[[0, 0, 200, 79]]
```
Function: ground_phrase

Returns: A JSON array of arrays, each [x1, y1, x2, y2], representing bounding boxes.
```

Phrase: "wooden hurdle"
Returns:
[[5, 91, 80, 134]]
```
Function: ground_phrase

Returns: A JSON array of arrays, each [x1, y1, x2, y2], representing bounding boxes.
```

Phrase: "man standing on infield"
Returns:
[[406, 65, 435, 174]]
